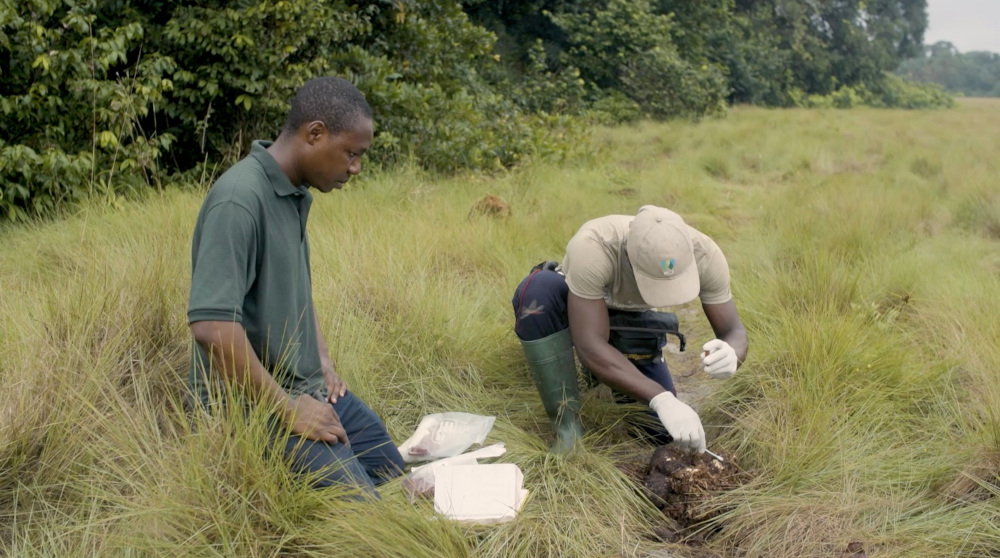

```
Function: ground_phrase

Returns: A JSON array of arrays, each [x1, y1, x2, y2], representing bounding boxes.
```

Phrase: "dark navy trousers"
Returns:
[[512, 270, 676, 395], [512, 270, 675, 443], [280, 390, 403, 498]]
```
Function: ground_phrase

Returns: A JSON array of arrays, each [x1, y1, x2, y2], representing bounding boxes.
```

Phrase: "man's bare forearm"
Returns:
[[703, 300, 749, 367], [723, 325, 748, 366], [190, 320, 292, 412], [313, 311, 334, 368], [568, 293, 669, 404], [574, 341, 667, 404]]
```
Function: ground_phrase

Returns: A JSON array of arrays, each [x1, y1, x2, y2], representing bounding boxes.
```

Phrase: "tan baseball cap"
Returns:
[[626, 205, 700, 307]]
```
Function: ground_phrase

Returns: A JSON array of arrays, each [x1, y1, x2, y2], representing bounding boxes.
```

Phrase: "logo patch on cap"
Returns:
[[660, 258, 676, 276]]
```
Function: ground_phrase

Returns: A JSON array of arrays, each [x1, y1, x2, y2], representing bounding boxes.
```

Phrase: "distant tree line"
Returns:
[[463, 0, 952, 115], [1, 0, 953, 221], [896, 42, 1000, 97]]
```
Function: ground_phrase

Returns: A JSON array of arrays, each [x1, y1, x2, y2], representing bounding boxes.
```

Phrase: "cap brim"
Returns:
[[633, 264, 700, 307]]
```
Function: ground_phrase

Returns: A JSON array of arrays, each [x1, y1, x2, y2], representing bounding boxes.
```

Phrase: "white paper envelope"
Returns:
[[433, 463, 528, 524]]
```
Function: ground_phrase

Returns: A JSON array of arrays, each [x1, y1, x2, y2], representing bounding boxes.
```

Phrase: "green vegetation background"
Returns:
[[2, 100, 999, 556], [1, 0, 955, 222], [897, 41, 1000, 98]]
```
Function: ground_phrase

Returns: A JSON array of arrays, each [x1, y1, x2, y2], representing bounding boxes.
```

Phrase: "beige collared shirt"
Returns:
[[562, 215, 732, 311]]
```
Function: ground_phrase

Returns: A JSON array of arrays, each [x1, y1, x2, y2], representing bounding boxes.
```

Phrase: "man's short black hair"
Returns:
[[283, 77, 373, 135]]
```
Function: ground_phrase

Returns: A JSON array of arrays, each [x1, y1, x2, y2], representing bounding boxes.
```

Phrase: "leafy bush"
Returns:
[[585, 91, 642, 125], [1, 0, 572, 221], [509, 40, 587, 116], [619, 47, 728, 119], [797, 73, 954, 109], [0, 1, 175, 221], [870, 73, 956, 109], [550, 0, 728, 120]]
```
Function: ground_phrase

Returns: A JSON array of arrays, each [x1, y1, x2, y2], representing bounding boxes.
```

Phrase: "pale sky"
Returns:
[[925, 0, 1000, 54]]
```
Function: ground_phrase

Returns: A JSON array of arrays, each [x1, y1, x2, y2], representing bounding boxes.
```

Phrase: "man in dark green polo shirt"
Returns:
[[188, 77, 403, 497]]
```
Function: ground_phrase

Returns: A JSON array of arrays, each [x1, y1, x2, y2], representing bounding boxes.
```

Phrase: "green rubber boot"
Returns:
[[520, 328, 584, 454]]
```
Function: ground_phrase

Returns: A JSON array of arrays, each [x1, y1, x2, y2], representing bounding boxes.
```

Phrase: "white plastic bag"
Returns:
[[397, 412, 495, 463]]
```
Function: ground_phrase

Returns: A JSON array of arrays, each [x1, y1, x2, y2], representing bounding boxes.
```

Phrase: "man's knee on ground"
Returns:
[[514, 270, 568, 303], [513, 270, 570, 340], [376, 445, 405, 482]]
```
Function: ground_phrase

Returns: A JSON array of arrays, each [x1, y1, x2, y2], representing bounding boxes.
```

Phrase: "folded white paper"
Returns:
[[433, 463, 528, 524], [411, 443, 507, 477], [405, 444, 507, 501]]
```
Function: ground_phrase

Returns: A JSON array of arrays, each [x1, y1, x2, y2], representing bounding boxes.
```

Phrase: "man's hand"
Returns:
[[322, 358, 347, 404], [701, 300, 748, 374], [315, 312, 346, 403], [702, 339, 738, 379], [284, 395, 349, 445], [649, 391, 706, 453]]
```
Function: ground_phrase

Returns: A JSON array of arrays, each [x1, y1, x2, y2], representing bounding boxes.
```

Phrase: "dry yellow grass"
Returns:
[[1, 100, 999, 556]]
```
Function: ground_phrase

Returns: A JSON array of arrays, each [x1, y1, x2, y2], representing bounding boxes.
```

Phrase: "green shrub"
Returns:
[[0, 1, 175, 221], [510, 40, 587, 116], [797, 73, 954, 109], [550, 0, 728, 121], [870, 73, 956, 109], [585, 91, 643, 125], [1, 0, 575, 221]]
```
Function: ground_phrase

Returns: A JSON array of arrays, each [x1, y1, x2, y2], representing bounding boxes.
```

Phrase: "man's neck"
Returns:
[[265, 133, 302, 186]]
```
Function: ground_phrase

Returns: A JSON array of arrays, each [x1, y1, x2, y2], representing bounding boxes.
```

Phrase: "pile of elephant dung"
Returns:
[[642, 446, 741, 541]]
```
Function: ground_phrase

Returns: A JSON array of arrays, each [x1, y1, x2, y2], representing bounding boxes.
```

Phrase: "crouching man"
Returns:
[[511, 205, 748, 453]]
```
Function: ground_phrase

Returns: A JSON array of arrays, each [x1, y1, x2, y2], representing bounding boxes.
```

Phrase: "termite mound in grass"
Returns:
[[619, 446, 744, 546]]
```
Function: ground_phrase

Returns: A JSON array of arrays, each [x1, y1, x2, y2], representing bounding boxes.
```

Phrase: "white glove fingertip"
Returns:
[[678, 432, 691, 446]]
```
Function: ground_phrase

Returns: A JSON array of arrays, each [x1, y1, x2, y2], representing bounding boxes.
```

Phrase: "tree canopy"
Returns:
[[1, 0, 954, 221], [463, 0, 936, 107], [896, 42, 1000, 97]]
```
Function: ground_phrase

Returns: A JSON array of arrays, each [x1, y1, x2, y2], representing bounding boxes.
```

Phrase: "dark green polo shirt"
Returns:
[[188, 141, 323, 405]]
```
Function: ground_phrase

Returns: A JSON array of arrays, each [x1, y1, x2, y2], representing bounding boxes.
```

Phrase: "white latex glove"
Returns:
[[702, 339, 738, 379], [648, 391, 706, 453]]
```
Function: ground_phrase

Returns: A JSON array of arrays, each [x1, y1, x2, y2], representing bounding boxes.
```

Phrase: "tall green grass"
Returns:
[[1, 99, 999, 556]]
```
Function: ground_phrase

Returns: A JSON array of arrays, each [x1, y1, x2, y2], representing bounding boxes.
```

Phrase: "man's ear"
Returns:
[[304, 121, 327, 145]]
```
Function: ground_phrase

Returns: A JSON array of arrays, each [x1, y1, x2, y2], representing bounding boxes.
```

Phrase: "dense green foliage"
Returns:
[[796, 73, 954, 109], [737, 0, 926, 95], [463, 0, 945, 111], [0, 0, 573, 221], [897, 41, 1000, 97], [549, 0, 728, 120], [2, 0, 957, 222]]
